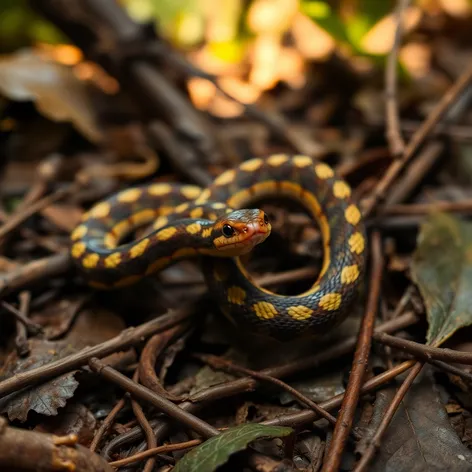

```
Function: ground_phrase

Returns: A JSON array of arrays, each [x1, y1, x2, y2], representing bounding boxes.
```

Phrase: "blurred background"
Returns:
[[2, 0, 470, 121]]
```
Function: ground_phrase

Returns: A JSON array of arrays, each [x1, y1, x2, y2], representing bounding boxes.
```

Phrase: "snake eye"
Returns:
[[263, 213, 269, 225], [222, 224, 235, 238]]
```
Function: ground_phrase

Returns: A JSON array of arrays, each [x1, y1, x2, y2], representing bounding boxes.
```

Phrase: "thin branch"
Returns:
[[385, 0, 410, 156], [194, 353, 361, 440], [353, 361, 424, 471], [363, 62, 472, 217], [374, 331, 472, 364], [89, 358, 220, 439], [322, 231, 383, 472], [0, 307, 194, 399]]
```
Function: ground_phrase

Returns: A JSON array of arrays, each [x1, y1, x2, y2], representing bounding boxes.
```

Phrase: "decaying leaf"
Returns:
[[411, 212, 472, 346], [173, 423, 293, 472], [358, 367, 472, 472], [0, 339, 78, 422], [0, 49, 102, 143]]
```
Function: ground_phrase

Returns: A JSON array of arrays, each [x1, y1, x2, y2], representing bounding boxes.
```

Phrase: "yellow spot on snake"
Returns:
[[180, 186, 202, 200], [117, 188, 142, 203], [214, 169, 236, 186], [333, 181, 351, 199], [267, 154, 288, 166], [315, 163, 334, 179], [131, 209, 156, 226], [157, 226, 177, 241], [105, 252, 121, 268], [227, 286, 246, 305], [345, 204, 361, 225], [71, 225, 87, 241], [211, 202, 226, 209], [146, 257, 171, 275], [240, 158, 263, 172], [149, 183, 172, 196], [195, 188, 211, 204], [228, 188, 252, 208], [82, 253, 100, 269], [293, 155, 313, 168], [349, 232, 365, 254], [153, 216, 168, 230], [186, 223, 201, 234], [319, 293, 342, 311], [341, 264, 360, 284], [253, 301, 278, 319], [112, 220, 130, 239], [130, 238, 150, 258], [202, 228, 213, 238], [71, 242, 86, 258], [209, 213, 218, 221], [190, 207, 204, 219], [104, 233, 116, 248], [175, 203, 189, 213], [90, 202, 111, 219], [287, 305, 313, 320]]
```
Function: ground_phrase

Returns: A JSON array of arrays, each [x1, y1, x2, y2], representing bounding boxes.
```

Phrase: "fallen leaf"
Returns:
[[34, 403, 96, 446], [0, 49, 102, 143], [172, 423, 293, 472], [411, 213, 472, 346], [0, 339, 78, 422], [357, 367, 472, 472]]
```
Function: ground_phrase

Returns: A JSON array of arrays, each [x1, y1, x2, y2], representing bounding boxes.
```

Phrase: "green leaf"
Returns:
[[173, 423, 293, 472], [411, 212, 472, 346]]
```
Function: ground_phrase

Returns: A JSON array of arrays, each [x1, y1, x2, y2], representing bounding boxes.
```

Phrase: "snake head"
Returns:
[[212, 209, 271, 256]]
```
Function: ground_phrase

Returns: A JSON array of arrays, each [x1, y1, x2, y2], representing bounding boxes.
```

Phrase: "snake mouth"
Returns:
[[220, 220, 271, 254]]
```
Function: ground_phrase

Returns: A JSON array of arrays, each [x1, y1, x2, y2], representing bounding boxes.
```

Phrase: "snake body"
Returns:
[[70, 154, 366, 340]]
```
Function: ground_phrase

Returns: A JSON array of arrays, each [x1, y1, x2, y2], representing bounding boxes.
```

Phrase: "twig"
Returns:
[[1, 301, 42, 335], [102, 314, 418, 458], [90, 397, 127, 452], [262, 360, 416, 428], [429, 359, 472, 384], [382, 199, 472, 215], [353, 361, 424, 471], [108, 439, 201, 467], [363, 62, 472, 217], [322, 231, 383, 472], [130, 369, 156, 472], [385, 0, 410, 156], [195, 353, 361, 440], [14, 292, 32, 357], [383, 140, 443, 206], [374, 331, 472, 364], [0, 183, 79, 241], [89, 358, 219, 438], [0, 307, 194, 399], [0, 253, 71, 298], [138, 323, 191, 401]]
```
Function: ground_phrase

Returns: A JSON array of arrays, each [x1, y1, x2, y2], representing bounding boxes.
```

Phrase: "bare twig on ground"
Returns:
[[0, 307, 194, 399], [353, 361, 424, 472], [363, 62, 472, 216], [385, 0, 410, 156], [322, 231, 383, 472]]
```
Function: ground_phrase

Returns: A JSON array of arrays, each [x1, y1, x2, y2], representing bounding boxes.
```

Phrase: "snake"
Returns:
[[70, 154, 366, 341]]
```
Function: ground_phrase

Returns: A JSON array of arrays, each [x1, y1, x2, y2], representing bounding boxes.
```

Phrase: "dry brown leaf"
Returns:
[[0, 49, 102, 143]]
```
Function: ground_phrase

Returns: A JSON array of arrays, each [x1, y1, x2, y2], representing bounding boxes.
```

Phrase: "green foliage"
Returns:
[[301, 0, 396, 56], [411, 212, 472, 346], [173, 423, 293, 472], [0, 0, 66, 53]]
